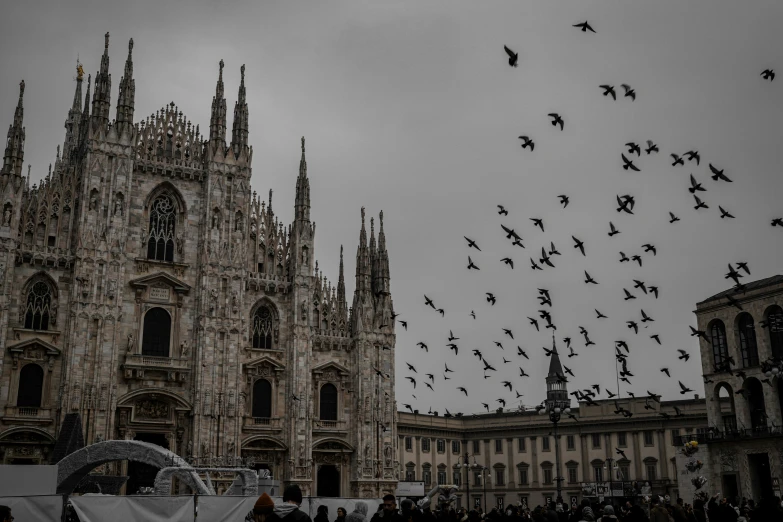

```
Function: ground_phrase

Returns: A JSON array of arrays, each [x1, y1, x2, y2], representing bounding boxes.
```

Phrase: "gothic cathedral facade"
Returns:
[[0, 33, 398, 498]]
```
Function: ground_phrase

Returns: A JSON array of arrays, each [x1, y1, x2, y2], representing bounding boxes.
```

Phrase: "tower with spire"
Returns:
[[0, 32, 396, 499], [546, 334, 570, 406]]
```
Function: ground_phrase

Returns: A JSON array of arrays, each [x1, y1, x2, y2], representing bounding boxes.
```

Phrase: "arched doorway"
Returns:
[[317, 465, 340, 497], [126, 433, 169, 495]]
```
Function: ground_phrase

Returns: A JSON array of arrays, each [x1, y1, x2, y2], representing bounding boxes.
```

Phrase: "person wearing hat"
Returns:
[[246, 493, 277, 522]]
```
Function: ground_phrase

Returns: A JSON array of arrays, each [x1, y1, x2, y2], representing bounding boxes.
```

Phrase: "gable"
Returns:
[[129, 272, 191, 294], [312, 361, 350, 376], [8, 338, 62, 357]]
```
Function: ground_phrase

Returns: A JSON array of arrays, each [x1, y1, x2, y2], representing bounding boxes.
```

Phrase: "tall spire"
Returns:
[[115, 38, 135, 135], [230, 64, 249, 159], [91, 32, 112, 134], [1, 80, 26, 177], [78, 75, 92, 148], [376, 211, 390, 295], [62, 61, 84, 163], [354, 207, 369, 292], [294, 136, 311, 223], [337, 244, 347, 319], [546, 333, 569, 403], [208, 59, 227, 153]]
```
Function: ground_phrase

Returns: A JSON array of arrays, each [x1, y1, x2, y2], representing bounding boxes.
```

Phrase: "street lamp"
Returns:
[[455, 452, 479, 510], [536, 399, 572, 505], [603, 458, 619, 507], [477, 466, 491, 513]]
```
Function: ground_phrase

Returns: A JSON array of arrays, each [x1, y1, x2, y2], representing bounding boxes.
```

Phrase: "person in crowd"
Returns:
[[245, 492, 276, 522], [315, 505, 330, 522], [670, 498, 688, 522], [0, 506, 11, 522], [271, 485, 312, 522], [648, 496, 669, 522], [597, 505, 617, 522], [335, 507, 347, 522], [371, 494, 406, 522], [346, 502, 369, 522]]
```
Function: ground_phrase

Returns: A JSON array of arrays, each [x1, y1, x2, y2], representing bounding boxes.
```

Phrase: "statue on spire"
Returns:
[[129, 38, 134, 52], [241, 63, 245, 80], [104, 32, 110, 49], [76, 61, 84, 81], [19, 80, 25, 97], [361, 206, 365, 225]]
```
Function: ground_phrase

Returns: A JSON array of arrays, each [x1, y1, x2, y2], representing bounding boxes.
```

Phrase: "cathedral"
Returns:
[[0, 32, 398, 498]]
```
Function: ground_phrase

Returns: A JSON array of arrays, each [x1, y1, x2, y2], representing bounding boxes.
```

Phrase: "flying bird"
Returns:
[[530, 258, 543, 270], [735, 262, 751, 275], [599, 85, 616, 100], [407, 363, 417, 373], [595, 309, 607, 319], [616, 196, 634, 214], [660, 368, 670, 377], [497, 205, 509, 216], [500, 257, 514, 269], [584, 271, 598, 284], [709, 164, 733, 182], [504, 45, 519, 67], [608, 222, 620, 236], [406, 377, 416, 388], [645, 140, 659, 154], [678, 381, 693, 395], [684, 150, 701, 165], [457, 387, 468, 396], [689, 174, 705, 194], [572, 236, 586, 256], [621, 153, 640, 172], [640, 309, 654, 323], [531, 218, 545, 231], [503, 328, 514, 339], [399, 320, 407, 330], [501, 224, 521, 240], [518, 136, 534, 151], [467, 257, 480, 270], [417, 342, 428, 352], [719, 206, 735, 219], [540, 248, 555, 268], [621, 84, 636, 100], [548, 242, 561, 256], [573, 21, 596, 32], [669, 212, 680, 224], [677, 349, 690, 361], [773, 218, 783, 227], [761, 69, 775, 80], [623, 288, 636, 301], [424, 295, 435, 308], [670, 153, 685, 167], [693, 195, 708, 210], [448, 330, 459, 341], [648, 286, 659, 298], [642, 244, 656, 255], [625, 142, 641, 156], [486, 293, 496, 305], [558, 195, 569, 208], [464, 236, 481, 251], [518, 347, 529, 359], [548, 113, 564, 130], [650, 334, 661, 345], [632, 255, 642, 266]]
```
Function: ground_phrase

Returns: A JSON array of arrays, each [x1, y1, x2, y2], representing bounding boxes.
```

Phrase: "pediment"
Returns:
[[313, 438, 354, 452], [312, 361, 350, 376], [8, 338, 61, 357], [244, 355, 286, 371], [129, 272, 191, 294]]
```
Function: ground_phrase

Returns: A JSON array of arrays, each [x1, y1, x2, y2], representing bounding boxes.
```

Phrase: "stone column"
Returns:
[[530, 436, 539, 487], [506, 438, 514, 488], [631, 431, 642, 480], [656, 430, 669, 480]]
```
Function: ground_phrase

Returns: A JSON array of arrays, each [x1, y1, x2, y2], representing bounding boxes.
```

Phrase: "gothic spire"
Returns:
[[337, 244, 347, 319], [547, 333, 563, 377], [78, 75, 92, 148], [208, 59, 227, 153], [1, 79, 26, 177], [376, 210, 390, 295], [62, 61, 84, 163], [91, 32, 112, 134], [369, 216, 378, 294], [294, 136, 311, 223], [230, 64, 249, 160], [354, 207, 370, 293], [545, 333, 569, 404], [115, 38, 135, 136]]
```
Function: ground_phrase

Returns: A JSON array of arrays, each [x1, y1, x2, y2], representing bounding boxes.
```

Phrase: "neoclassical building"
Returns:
[[398, 349, 709, 510], [0, 32, 398, 497], [675, 275, 783, 504]]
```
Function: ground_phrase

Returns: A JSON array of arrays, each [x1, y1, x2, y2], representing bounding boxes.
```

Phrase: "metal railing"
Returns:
[[674, 425, 783, 446]]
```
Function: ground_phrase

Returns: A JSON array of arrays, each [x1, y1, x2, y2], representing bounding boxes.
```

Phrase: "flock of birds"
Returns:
[[390, 19, 782, 422]]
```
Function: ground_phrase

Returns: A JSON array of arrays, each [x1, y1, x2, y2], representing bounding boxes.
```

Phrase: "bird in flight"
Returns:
[[670, 153, 685, 167], [773, 218, 783, 227], [518, 136, 535, 151], [645, 140, 659, 154], [761, 69, 775, 81], [621, 153, 640, 172], [504, 45, 519, 67], [531, 218, 545, 231], [648, 286, 659, 298], [678, 381, 693, 395], [693, 195, 709, 210], [540, 247, 555, 268], [548, 113, 565, 131], [417, 341, 428, 352], [486, 293, 496, 305], [573, 21, 596, 33], [595, 309, 607, 319], [616, 196, 634, 214], [503, 328, 514, 339], [464, 236, 481, 250], [709, 164, 733, 182], [608, 221, 620, 237], [584, 271, 598, 284], [642, 243, 656, 256], [497, 205, 509, 216], [669, 212, 680, 224], [558, 195, 569, 208], [719, 206, 735, 219], [684, 150, 701, 165], [457, 387, 468, 396], [599, 85, 616, 100], [688, 174, 705, 194], [625, 142, 641, 156], [501, 224, 521, 240], [572, 236, 586, 256], [660, 368, 670, 377], [424, 295, 435, 308], [621, 84, 636, 100], [467, 256, 480, 270]]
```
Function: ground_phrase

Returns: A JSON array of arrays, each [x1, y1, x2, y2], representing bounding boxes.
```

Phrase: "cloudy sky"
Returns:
[[2, 0, 782, 415]]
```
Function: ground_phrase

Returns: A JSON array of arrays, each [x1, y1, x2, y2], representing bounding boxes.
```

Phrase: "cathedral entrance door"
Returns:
[[316, 465, 340, 497], [126, 432, 169, 495]]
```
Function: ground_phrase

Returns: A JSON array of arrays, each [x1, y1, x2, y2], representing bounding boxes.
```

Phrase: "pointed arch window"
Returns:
[[24, 280, 53, 331], [142, 307, 171, 357], [710, 320, 729, 369], [738, 313, 759, 367], [319, 383, 338, 421], [147, 194, 176, 262], [17, 363, 44, 408], [252, 306, 274, 349], [767, 305, 783, 358], [252, 379, 272, 418]]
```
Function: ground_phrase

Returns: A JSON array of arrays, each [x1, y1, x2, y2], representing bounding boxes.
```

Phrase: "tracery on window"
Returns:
[[24, 280, 54, 330], [252, 305, 276, 349], [147, 194, 176, 262]]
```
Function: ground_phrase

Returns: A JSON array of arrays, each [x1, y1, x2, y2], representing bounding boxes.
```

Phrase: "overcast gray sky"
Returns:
[[2, 0, 782, 416]]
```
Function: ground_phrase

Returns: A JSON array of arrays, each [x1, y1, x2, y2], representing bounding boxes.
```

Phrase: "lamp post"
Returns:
[[537, 400, 572, 505], [603, 458, 618, 508], [456, 452, 479, 510], [478, 466, 491, 513]]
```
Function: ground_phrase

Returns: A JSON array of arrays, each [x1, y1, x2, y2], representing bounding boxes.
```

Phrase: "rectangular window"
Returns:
[[670, 428, 680, 445], [452, 440, 461, 454], [405, 437, 412, 451], [495, 469, 505, 486], [594, 466, 604, 482], [437, 471, 446, 485], [646, 464, 657, 481], [423, 470, 432, 485], [542, 437, 550, 451], [473, 440, 480, 454], [518, 437, 526, 452], [473, 471, 481, 487], [422, 438, 430, 452], [543, 468, 553, 485], [568, 467, 577, 484], [495, 439, 503, 453], [406, 470, 415, 481], [618, 432, 627, 447], [619, 465, 630, 481], [519, 467, 529, 485], [644, 431, 654, 446], [592, 434, 601, 449], [566, 435, 575, 450], [437, 439, 446, 453], [453, 471, 461, 486]]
